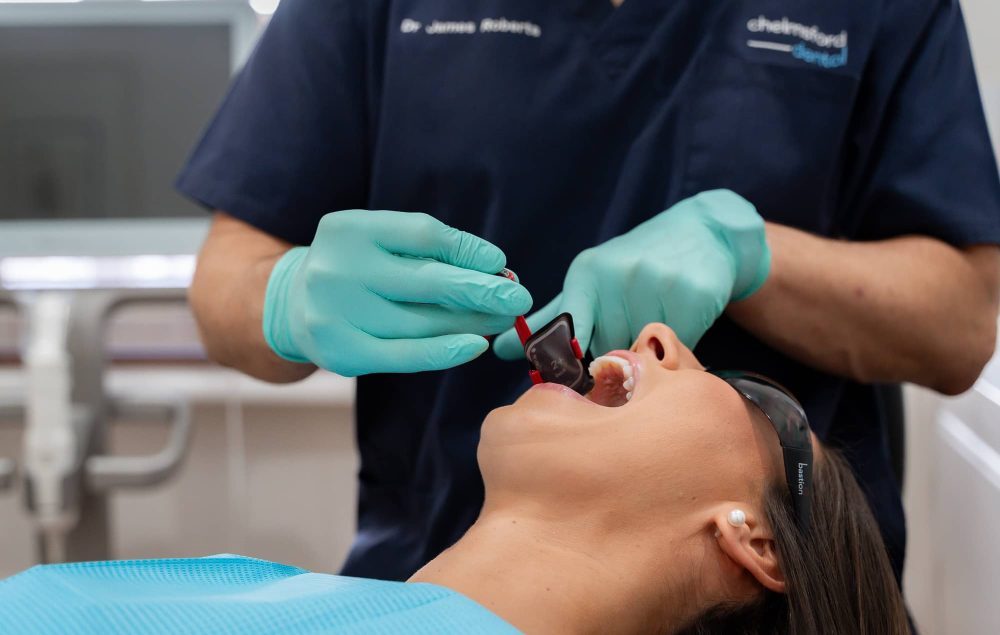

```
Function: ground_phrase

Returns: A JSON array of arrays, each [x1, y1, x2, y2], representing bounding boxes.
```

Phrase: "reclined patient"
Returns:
[[0, 323, 908, 635]]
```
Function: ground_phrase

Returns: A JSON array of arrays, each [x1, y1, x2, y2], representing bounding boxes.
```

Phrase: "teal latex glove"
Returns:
[[494, 190, 770, 359], [264, 210, 532, 376]]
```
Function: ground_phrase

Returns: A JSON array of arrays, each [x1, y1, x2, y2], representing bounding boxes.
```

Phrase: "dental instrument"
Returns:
[[497, 269, 595, 395]]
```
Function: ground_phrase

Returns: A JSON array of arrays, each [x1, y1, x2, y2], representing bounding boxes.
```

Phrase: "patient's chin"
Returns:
[[479, 397, 561, 448], [479, 404, 522, 443]]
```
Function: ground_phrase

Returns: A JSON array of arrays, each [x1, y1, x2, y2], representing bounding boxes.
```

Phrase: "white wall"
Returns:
[[964, 0, 1000, 159], [902, 2, 1000, 633]]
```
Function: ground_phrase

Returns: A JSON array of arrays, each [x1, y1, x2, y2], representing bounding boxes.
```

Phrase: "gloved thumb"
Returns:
[[492, 294, 564, 361]]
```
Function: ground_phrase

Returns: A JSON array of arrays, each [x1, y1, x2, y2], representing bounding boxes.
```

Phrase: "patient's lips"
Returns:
[[585, 355, 636, 407]]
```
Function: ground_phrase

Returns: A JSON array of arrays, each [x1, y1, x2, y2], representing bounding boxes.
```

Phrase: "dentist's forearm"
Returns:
[[189, 212, 317, 383], [726, 223, 1000, 395]]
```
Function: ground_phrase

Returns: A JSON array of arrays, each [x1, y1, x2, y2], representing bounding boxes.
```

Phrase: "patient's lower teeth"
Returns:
[[625, 391, 633, 401], [623, 377, 635, 391]]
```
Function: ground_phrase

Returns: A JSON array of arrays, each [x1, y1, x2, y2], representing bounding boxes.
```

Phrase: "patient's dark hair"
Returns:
[[678, 448, 909, 635]]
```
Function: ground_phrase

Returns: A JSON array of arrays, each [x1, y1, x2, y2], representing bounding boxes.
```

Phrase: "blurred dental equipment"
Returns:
[[3, 259, 195, 564], [0, 0, 262, 563], [0, 292, 19, 493], [23, 293, 78, 563]]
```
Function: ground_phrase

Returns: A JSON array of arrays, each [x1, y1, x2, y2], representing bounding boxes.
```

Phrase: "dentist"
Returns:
[[179, 0, 1000, 584]]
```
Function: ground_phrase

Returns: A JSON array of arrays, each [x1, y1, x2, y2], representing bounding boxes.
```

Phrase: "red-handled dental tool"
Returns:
[[497, 268, 533, 348], [496, 269, 594, 394]]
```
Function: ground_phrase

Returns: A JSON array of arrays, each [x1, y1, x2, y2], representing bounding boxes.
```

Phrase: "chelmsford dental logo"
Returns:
[[746, 16, 848, 69], [401, 17, 541, 38]]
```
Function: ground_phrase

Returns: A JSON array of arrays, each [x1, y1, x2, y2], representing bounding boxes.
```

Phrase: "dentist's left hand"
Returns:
[[494, 190, 770, 358], [264, 210, 533, 376]]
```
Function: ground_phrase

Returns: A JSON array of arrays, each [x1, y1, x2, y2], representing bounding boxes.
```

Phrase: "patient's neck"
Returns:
[[409, 507, 701, 634]]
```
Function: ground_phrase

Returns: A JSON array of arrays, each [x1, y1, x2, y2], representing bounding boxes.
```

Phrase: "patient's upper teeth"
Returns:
[[616, 358, 634, 379], [589, 355, 632, 377], [623, 377, 635, 391]]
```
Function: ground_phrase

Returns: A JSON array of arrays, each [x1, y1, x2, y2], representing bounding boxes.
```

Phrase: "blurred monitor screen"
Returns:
[[0, 4, 258, 222]]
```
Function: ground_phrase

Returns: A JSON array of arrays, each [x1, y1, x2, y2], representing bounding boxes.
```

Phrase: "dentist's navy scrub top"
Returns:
[[177, 0, 1000, 582]]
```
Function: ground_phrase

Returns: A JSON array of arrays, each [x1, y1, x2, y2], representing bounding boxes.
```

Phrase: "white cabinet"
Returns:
[[905, 353, 1000, 634]]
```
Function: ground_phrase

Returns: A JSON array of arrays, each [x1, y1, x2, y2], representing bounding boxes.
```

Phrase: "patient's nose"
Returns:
[[630, 323, 704, 371]]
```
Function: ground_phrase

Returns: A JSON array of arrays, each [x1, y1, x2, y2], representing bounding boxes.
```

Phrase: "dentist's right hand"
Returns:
[[262, 210, 532, 376]]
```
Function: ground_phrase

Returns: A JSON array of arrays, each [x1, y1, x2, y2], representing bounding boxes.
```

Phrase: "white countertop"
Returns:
[[0, 364, 355, 408]]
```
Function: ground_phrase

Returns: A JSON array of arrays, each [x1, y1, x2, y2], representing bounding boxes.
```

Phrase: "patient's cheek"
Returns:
[[679, 348, 705, 371]]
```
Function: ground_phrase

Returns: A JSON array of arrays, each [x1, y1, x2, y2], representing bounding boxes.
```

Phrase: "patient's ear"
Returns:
[[713, 510, 786, 593]]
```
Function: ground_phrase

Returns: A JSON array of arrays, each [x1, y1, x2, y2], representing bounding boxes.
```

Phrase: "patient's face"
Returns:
[[479, 323, 783, 528]]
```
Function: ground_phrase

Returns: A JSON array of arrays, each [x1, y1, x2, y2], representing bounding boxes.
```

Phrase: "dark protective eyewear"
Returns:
[[710, 370, 813, 530]]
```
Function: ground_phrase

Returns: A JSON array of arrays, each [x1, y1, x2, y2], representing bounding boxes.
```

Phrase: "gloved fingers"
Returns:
[[657, 278, 727, 349], [588, 292, 632, 357], [372, 257, 532, 316], [372, 212, 507, 274], [623, 268, 679, 344], [360, 298, 517, 339], [492, 294, 564, 360], [329, 333, 490, 376]]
